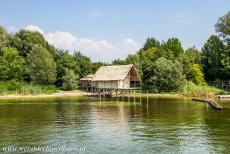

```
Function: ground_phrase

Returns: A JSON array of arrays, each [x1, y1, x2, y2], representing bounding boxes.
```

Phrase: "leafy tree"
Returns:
[[0, 26, 9, 52], [55, 50, 78, 87], [143, 37, 160, 51], [179, 47, 201, 77], [27, 45, 56, 85], [139, 47, 167, 82], [112, 58, 128, 65], [73, 51, 92, 78], [201, 35, 225, 80], [185, 47, 201, 64], [147, 57, 185, 91], [0, 47, 25, 81], [62, 69, 79, 90], [187, 64, 206, 85], [9, 30, 54, 57], [215, 11, 230, 41], [163, 37, 184, 58], [220, 45, 230, 76]]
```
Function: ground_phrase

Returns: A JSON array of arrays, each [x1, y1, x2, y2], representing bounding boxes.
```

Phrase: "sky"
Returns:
[[0, 0, 229, 62]]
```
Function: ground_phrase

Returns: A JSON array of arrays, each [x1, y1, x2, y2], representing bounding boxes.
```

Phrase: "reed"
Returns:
[[179, 81, 224, 97], [0, 81, 56, 95]]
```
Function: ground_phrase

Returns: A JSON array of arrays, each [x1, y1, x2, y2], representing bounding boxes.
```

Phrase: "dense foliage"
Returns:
[[27, 45, 57, 85], [0, 11, 230, 94]]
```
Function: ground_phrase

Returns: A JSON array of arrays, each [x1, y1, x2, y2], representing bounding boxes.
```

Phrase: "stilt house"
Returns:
[[80, 64, 141, 90]]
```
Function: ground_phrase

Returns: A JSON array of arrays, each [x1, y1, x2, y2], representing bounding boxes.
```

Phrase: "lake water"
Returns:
[[0, 96, 230, 154]]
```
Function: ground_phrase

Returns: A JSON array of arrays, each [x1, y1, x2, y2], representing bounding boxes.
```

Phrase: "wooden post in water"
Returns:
[[147, 90, 149, 104], [128, 90, 130, 102], [140, 90, 142, 103], [134, 90, 136, 103]]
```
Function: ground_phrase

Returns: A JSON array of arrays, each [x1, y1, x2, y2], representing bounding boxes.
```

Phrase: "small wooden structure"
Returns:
[[80, 74, 94, 91], [80, 64, 142, 97]]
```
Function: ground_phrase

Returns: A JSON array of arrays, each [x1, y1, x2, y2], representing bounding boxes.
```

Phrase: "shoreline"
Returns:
[[0, 90, 219, 100]]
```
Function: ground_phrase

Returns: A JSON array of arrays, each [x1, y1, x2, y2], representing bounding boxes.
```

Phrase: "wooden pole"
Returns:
[[128, 90, 130, 102], [147, 90, 148, 104], [134, 90, 136, 103], [122, 90, 124, 101], [140, 90, 142, 103]]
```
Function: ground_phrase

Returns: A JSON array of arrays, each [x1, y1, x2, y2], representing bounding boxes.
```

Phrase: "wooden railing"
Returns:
[[208, 81, 230, 90]]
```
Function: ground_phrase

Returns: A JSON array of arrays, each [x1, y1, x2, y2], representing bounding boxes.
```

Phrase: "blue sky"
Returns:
[[0, 0, 229, 61]]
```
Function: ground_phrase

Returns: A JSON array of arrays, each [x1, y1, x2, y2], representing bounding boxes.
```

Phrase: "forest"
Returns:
[[0, 12, 230, 95]]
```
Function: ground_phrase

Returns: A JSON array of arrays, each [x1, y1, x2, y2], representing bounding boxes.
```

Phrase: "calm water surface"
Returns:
[[0, 96, 230, 154]]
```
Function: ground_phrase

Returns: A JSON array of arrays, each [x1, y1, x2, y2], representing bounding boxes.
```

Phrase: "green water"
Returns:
[[0, 96, 230, 154]]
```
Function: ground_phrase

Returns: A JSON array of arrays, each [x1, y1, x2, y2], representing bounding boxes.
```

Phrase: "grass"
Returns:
[[179, 81, 226, 97], [0, 81, 56, 95]]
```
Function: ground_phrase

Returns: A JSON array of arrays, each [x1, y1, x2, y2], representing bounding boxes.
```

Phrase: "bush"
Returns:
[[5, 80, 22, 91]]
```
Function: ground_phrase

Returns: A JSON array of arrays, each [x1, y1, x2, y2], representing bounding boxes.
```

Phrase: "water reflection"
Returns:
[[0, 97, 230, 153]]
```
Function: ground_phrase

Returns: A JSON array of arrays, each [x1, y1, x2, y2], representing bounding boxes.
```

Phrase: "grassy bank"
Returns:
[[0, 81, 56, 95], [179, 81, 225, 97]]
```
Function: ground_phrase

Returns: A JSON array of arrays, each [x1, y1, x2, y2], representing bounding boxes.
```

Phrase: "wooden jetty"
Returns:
[[192, 98, 223, 110]]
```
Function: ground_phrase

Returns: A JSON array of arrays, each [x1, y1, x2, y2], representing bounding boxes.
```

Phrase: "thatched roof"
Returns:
[[91, 64, 141, 81], [80, 74, 94, 81]]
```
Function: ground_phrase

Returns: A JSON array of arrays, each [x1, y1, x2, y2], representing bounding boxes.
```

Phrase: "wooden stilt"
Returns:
[[140, 90, 142, 103], [147, 90, 148, 104], [122, 90, 124, 101], [128, 90, 130, 102]]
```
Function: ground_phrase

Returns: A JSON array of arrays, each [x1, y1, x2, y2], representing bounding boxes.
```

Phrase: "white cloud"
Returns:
[[25, 25, 45, 35], [24, 25, 141, 62]]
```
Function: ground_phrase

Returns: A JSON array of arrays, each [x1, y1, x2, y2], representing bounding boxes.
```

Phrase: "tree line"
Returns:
[[0, 11, 230, 92]]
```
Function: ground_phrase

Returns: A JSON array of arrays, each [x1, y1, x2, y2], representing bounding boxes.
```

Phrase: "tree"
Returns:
[[163, 37, 184, 58], [73, 51, 92, 78], [62, 69, 79, 90], [148, 57, 185, 91], [143, 37, 160, 51], [139, 47, 167, 82], [201, 35, 225, 80], [55, 50, 78, 87], [112, 58, 128, 65], [9, 30, 54, 57], [0, 47, 25, 81], [187, 64, 206, 85], [185, 47, 201, 64], [0, 26, 9, 52], [27, 45, 56, 85], [215, 11, 230, 41], [220, 45, 230, 77], [179, 47, 201, 78]]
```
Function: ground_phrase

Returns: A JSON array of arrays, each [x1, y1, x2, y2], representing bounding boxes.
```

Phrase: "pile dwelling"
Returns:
[[80, 64, 142, 97]]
